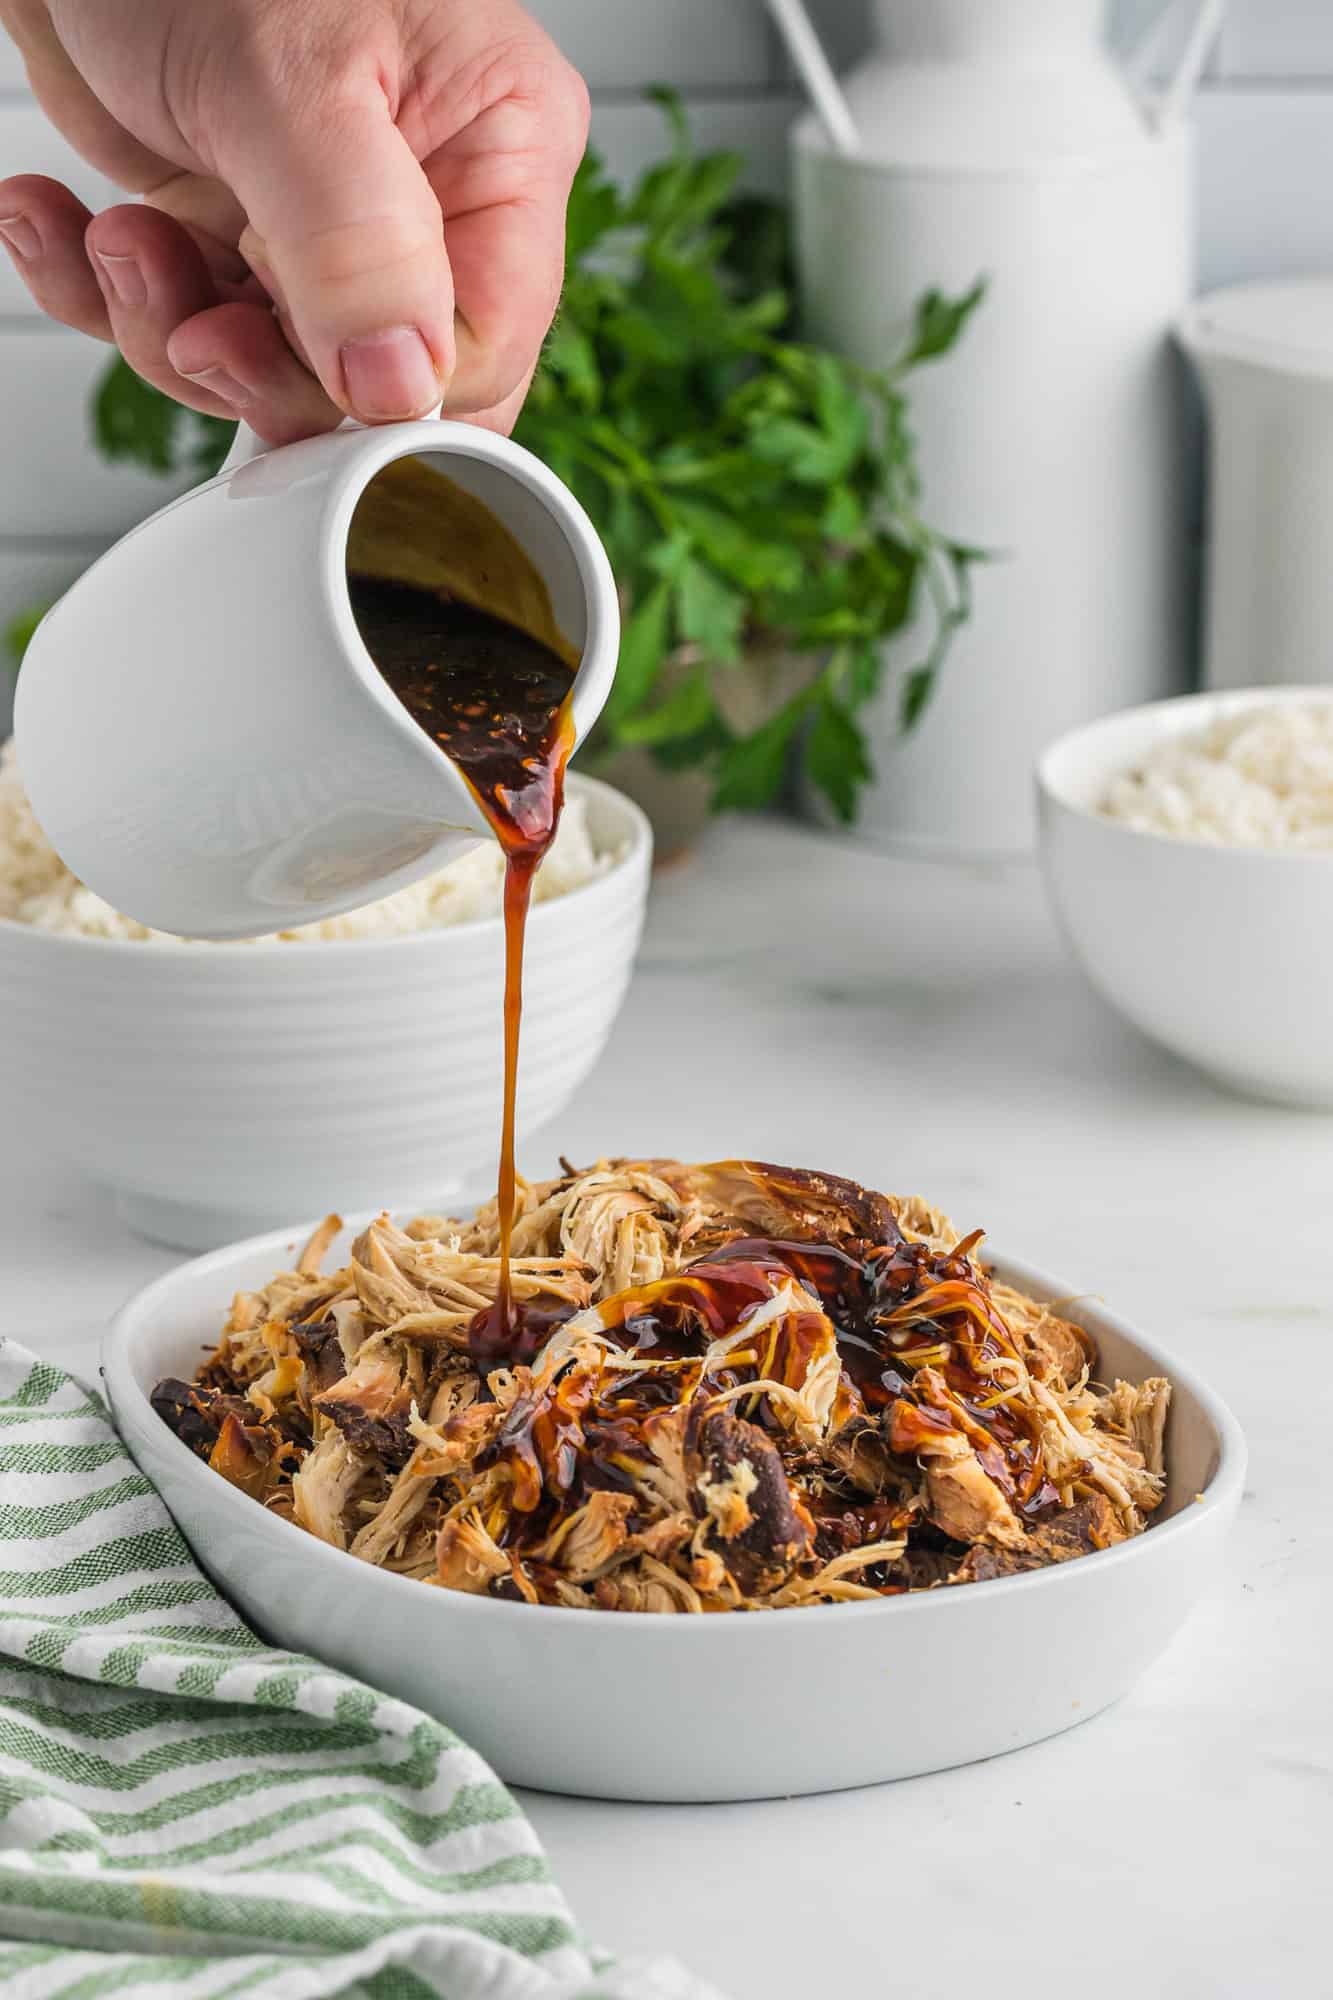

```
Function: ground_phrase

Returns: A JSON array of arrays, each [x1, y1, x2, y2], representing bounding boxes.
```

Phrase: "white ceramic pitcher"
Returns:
[[14, 417, 619, 938], [793, 0, 1209, 854]]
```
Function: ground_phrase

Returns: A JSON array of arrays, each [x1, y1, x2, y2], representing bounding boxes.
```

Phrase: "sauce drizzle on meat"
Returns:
[[151, 1159, 1174, 1610]]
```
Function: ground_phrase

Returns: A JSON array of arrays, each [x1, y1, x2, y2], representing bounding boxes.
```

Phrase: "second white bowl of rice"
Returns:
[[1038, 686, 1333, 1107], [0, 741, 652, 1247]]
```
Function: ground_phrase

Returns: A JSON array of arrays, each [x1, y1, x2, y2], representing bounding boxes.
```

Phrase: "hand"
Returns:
[[0, 0, 589, 441]]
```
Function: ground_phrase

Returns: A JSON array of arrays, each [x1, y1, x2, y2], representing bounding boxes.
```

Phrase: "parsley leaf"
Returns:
[[899, 280, 988, 369], [617, 664, 716, 747], [807, 685, 874, 822], [675, 557, 744, 663], [712, 690, 811, 811], [603, 578, 671, 732]]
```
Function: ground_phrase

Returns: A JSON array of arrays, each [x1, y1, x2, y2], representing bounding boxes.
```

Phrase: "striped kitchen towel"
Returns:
[[0, 1342, 725, 2000]]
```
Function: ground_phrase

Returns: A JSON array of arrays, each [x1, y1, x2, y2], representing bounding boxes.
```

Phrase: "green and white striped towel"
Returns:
[[0, 1342, 725, 2000]]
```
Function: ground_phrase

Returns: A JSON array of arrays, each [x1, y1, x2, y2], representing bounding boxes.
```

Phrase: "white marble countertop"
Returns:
[[4, 814, 1328, 1999]]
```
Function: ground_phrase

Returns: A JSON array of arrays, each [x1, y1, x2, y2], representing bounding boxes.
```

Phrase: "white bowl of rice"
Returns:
[[0, 740, 651, 1247], [1038, 686, 1333, 1106]]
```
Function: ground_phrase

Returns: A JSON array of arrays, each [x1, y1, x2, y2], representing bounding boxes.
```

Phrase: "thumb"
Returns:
[[220, 85, 454, 423]]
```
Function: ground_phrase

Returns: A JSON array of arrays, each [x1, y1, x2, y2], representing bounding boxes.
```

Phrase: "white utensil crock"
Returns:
[[1179, 279, 1333, 693], [13, 419, 619, 938], [794, 0, 1194, 855]]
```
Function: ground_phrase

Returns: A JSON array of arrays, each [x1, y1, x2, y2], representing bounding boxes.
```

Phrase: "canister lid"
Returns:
[[1180, 278, 1333, 380]]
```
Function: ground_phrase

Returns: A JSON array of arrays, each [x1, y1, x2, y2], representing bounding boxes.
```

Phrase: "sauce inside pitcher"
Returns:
[[347, 457, 581, 1358]]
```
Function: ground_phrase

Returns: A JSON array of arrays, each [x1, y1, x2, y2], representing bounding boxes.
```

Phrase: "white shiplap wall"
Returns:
[[3, 0, 1333, 732]]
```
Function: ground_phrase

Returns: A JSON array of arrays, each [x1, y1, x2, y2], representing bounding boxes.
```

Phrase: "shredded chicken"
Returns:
[[154, 1159, 1171, 1613]]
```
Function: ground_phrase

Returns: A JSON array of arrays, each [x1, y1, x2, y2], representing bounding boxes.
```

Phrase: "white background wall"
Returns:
[[3, 0, 1333, 731]]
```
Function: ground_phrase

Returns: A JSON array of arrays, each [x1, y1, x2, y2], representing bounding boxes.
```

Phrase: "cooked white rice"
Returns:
[[0, 736, 619, 941], [1103, 701, 1333, 852]]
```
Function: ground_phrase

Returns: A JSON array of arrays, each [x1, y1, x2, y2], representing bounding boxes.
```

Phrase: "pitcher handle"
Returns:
[[220, 404, 444, 475]]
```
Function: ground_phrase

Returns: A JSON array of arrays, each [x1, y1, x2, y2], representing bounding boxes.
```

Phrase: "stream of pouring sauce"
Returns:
[[347, 459, 581, 1360]]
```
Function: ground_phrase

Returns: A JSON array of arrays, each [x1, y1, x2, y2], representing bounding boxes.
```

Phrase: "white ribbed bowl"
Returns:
[[0, 776, 650, 1248]]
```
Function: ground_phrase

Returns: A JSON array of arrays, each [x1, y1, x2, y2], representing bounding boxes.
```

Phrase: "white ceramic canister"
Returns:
[[1179, 280, 1333, 692], [793, 0, 1194, 855]]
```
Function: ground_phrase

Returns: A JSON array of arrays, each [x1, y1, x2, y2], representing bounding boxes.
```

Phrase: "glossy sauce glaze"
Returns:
[[347, 575, 576, 1356], [482, 1221, 1061, 1546]]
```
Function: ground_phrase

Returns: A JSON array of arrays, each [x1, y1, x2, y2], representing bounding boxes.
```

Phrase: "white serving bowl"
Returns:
[[1038, 687, 1333, 1107], [0, 776, 650, 1249], [104, 1219, 1244, 1803]]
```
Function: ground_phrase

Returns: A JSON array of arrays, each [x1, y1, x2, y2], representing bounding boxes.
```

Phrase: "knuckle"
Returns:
[[277, 213, 441, 292], [470, 29, 590, 154], [195, 1, 392, 160], [521, 50, 592, 166], [560, 63, 593, 154]]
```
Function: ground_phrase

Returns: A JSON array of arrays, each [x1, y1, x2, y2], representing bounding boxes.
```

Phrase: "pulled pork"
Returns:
[[156, 1159, 1170, 1611]]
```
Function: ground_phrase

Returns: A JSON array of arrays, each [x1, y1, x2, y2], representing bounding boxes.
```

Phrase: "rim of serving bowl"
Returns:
[[103, 1225, 1247, 1635], [0, 772, 651, 959], [1037, 684, 1333, 865]]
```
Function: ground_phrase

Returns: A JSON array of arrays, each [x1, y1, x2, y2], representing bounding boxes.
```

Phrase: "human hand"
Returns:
[[0, 0, 589, 441]]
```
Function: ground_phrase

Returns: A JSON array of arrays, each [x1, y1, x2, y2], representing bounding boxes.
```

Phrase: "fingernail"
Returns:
[[0, 215, 41, 260], [180, 365, 254, 410], [94, 250, 147, 307], [340, 326, 439, 420]]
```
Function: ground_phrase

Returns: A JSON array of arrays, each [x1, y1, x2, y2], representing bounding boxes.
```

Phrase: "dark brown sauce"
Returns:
[[578, 1231, 1044, 1479], [471, 1221, 1056, 1548], [347, 575, 576, 1357], [469, 1299, 575, 1375]]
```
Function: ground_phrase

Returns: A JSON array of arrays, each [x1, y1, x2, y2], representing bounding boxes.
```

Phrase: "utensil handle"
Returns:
[[1125, 0, 1226, 133], [765, 0, 861, 156], [1156, 0, 1225, 131]]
